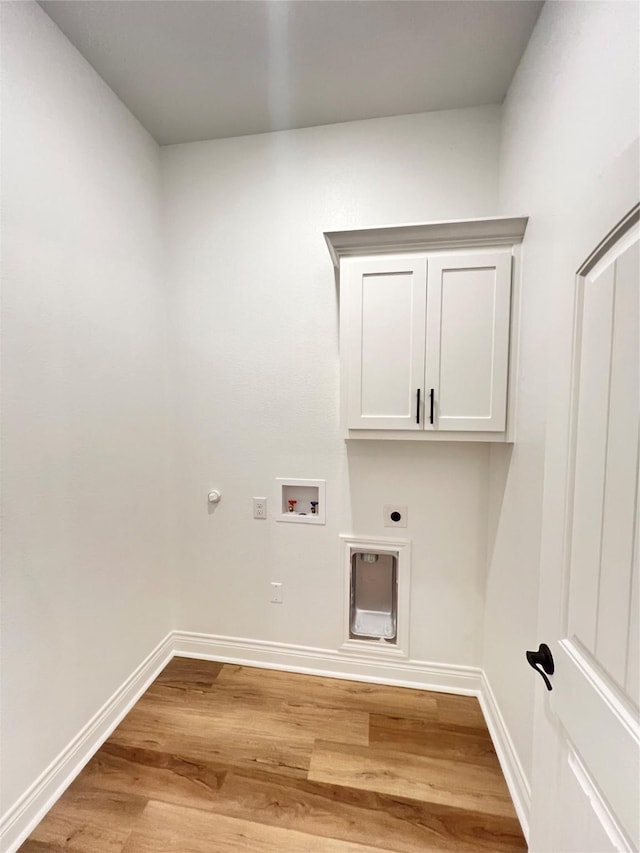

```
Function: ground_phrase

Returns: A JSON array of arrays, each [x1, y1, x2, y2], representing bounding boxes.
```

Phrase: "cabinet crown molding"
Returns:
[[324, 216, 528, 267]]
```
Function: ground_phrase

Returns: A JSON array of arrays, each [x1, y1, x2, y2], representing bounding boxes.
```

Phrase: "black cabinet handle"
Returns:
[[429, 388, 435, 425], [416, 389, 421, 424], [526, 643, 554, 691]]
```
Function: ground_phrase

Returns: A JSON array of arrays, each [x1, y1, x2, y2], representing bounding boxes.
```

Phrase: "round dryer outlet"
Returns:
[[383, 505, 408, 528]]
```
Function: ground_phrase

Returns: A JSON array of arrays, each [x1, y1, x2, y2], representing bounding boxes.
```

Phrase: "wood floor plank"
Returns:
[[21, 660, 526, 852], [308, 740, 517, 819], [122, 799, 395, 853], [72, 743, 229, 811], [127, 690, 370, 748], [213, 665, 439, 718], [19, 785, 147, 852], [108, 695, 369, 779], [369, 713, 499, 766], [71, 747, 524, 852], [153, 657, 223, 691], [434, 692, 487, 729], [109, 713, 313, 779], [211, 769, 526, 852]]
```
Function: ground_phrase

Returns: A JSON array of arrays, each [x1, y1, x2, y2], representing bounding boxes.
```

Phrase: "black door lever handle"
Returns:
[[526, 643, 554, 691]]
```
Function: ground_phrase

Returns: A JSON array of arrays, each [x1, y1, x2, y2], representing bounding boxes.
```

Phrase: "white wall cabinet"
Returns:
[[325, 217, 528, 441]]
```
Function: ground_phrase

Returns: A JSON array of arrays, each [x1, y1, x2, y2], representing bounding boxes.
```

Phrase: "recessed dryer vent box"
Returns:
[[350, 552, 398, 641], [340, 535, 410, 658], [276, 478, 325, 524]]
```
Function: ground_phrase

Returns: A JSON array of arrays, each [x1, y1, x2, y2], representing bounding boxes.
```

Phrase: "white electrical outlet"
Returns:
[[384, 504, 408, 528], [270, 582, 283, 604], [253, 497, 267, 519]]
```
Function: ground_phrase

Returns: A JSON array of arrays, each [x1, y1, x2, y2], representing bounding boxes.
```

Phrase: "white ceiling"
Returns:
[[39, 0, 543, 147]]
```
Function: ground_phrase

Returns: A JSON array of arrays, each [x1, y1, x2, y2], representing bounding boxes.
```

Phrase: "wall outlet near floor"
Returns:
[[270, 582, 283, 604], [253, 497, 267, 519], [383, 505, 408, 528]]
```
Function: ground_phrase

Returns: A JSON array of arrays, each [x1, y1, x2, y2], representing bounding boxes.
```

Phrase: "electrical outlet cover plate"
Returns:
[[253, 497, 267, 519], [270, 582, 283, 604], [384, 505, 408, 528]]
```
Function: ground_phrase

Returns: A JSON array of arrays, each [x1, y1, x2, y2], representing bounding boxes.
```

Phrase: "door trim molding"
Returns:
[[577, 202, 640, 277], [567, 747, 635, 853]]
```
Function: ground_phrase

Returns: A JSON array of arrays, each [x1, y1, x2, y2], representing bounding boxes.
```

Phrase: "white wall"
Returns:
[[6, 0, 637, 837], [162, 107, 500, 663], [0, 2, 173, 813], [485, 0, 640, 798]]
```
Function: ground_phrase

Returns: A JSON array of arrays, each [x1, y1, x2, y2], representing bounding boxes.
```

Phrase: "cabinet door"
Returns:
[[343, 256, 427, 429], [425, 251, 511, 431]]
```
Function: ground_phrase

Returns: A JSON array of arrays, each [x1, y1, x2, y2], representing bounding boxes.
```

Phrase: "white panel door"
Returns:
[[424, 251, 511, 431], [342, 256, 427, 429], [530, 217, 640, 851]]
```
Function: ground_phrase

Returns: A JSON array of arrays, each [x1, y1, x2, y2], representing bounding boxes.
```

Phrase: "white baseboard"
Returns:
[[1, 630, 530, 852], [478, 670, 531, 843], [0, 632, 174, 853], [172, 631, 483, 694]]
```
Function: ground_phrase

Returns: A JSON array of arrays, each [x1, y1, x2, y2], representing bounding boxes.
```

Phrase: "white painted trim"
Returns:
[[324, 216, 529, 266], [172, 631, 482, 694], [505, 244, 523, 443], [478, 670, 531, 844], [567, 747, 634, 853], [0, 632, 174, 853], [345, 430, 510, 442]]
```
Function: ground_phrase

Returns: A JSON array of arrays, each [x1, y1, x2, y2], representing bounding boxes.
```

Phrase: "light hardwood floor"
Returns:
[[20, 658, 527, 852]]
